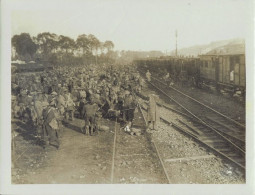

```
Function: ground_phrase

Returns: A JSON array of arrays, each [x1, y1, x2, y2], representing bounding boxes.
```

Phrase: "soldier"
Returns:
[[68, 79, 74, 93], [146, 70, 151, 82], [78, 96, 86, 119], [123, 91, 137, 125], [42, 100, 61, 149], [81, 97, 99, 136], [56, 91, 66, 117], [34, 93, 49, 137], [64, 91, 75, 121], [147, 94, 159, 130]]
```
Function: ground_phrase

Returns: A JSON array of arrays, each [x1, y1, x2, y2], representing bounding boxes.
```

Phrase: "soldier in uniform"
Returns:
[[123, 91, 137, 125], [81, 97, 99, 136], [147, 94, 159, 130], [42, 100, 61, 149], [64, 91, 75, 121], [146, 70, 151, 82]]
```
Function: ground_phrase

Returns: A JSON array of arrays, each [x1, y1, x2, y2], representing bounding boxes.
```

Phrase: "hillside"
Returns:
[[170, 38, 245, 57]]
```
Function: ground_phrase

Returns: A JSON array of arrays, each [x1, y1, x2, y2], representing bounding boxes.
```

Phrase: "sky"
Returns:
[[10, 0, 252, 51]]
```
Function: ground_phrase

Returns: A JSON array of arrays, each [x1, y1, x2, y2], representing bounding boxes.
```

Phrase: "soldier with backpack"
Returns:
[[64, 90, 75, 121], [42, 99, 61, 149]]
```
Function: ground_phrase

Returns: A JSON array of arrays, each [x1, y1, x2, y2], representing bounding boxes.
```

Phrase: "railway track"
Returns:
[[150, 76, 245, 150], [110, 105, 170, 183], [139, 75, 245, 172]]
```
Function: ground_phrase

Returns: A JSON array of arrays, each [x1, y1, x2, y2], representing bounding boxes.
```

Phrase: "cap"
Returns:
[[51, 91, 58, 96]]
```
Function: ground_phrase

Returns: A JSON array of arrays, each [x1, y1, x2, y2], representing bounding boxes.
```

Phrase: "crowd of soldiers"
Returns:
[[11, 64, 145, 149]]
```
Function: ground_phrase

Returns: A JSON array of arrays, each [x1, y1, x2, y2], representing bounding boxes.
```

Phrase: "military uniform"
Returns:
[[147, 94, 159, 130], [123, 93, 136, 123], [82, 102, 98, 135], [42, 104, 60, 148], [64, 92, 75, 121]]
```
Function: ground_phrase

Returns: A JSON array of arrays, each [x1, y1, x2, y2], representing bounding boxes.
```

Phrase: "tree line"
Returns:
[[12, 32, 165, 66], [12, 32, 115, 65]]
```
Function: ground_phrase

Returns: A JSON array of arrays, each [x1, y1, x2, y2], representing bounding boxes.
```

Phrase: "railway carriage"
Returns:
[[199, 53, 245, 92], [134, 53, 245, 95], [12, 62, 54, 73]]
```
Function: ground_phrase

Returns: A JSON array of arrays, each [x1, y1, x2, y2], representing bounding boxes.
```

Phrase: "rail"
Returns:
[[148, 80, 245, 154], [137, 102, 171, 183], [151, 75, 245, 128]]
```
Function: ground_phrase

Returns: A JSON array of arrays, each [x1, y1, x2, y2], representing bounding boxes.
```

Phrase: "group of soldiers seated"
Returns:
[[11, 63, 145, 149]]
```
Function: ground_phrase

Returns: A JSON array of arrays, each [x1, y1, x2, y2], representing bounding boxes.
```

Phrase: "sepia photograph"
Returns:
[[1, 0, 254, 194]]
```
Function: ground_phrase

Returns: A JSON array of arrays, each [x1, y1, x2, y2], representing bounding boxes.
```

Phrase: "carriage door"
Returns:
[[214, 57, 219, 83], [229, 57, 235, 83], [234, 56, 240, 86]]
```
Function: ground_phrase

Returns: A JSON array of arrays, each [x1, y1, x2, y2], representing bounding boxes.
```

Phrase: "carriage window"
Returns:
[[205, 61, 208, 68], [235, 56, 240, 64]]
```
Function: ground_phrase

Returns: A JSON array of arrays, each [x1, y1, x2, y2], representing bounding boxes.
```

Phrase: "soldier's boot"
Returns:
[[64, 112, 68, 121], [70, 111, 74, 121], [89, 123, 94, 136], [44, 139, 50, 149], [81, 126, 84, 134], [84, 125, 89, 135]]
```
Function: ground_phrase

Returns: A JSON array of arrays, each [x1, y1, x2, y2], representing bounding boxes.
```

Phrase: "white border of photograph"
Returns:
[[1, 0, 254, 194]]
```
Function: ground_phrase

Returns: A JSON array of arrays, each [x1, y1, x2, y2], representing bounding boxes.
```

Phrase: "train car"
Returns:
[[199, 53, 245, 92], [134, 53, 245, 95], [11, 61, 53, 73]]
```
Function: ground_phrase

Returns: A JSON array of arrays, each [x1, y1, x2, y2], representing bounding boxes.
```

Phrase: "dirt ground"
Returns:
[[12, 118, 115, 184]]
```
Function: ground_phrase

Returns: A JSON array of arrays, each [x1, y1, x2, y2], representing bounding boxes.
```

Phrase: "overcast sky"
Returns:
[[11, 0, 251, 51]]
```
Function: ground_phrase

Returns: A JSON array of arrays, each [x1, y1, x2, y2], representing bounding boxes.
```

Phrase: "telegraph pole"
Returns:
[[175, 30, 178, 57]]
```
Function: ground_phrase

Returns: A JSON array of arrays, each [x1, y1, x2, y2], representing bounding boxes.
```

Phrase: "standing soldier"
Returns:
[[146, 70, 151, 82], [123, 91, 137, 126], [81, 97, 98, 136], [34, 93, 49, 137], [64, 90, 75, 121], [147, 94, 159, 130], [42, 100, 61, 149]]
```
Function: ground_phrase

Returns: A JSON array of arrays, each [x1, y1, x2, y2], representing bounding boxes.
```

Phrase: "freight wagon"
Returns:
[[199, 54, 245, 91], [134, 53, 245, 94]]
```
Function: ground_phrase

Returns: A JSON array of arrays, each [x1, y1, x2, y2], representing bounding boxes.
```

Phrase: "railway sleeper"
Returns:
[[206, 116, 243, 133], [234, 158, 245, 164], [226, 153, 243, 159], [215, 147, 233, 153], [198, 134, 219, 140], [203, 140, 227, 146], [169, 120, 245, 171], [218, 146, 245, 158], [150, 76, 245, 130], [211, 127, 245, 143]]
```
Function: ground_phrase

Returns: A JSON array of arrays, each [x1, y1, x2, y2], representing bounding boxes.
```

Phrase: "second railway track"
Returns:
[[110, 105, 170, 183], [139, 74, 245, 172]]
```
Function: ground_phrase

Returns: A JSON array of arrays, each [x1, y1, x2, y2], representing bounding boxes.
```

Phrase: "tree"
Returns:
[[103, 41, 115, 63], [12, 33, 37, 62], [87, 34, 100, 54], [76, 34, 90, 56], [103, 41, 114, 53], [12, 32, 115, 65], [36, 32, 59, 60], [58, 35, 75, 54], [87, 34, 100, 64]]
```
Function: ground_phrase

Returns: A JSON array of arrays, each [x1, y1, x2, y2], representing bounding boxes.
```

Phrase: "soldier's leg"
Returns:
[[92, 116, 97, 135], [43, 125, 50, 146], [64, 110, 68, 120], [84, 118, 89, 135], [89, 117, 93, 136], [48, 128, 59, 148], [70, 110, 74, 121]]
